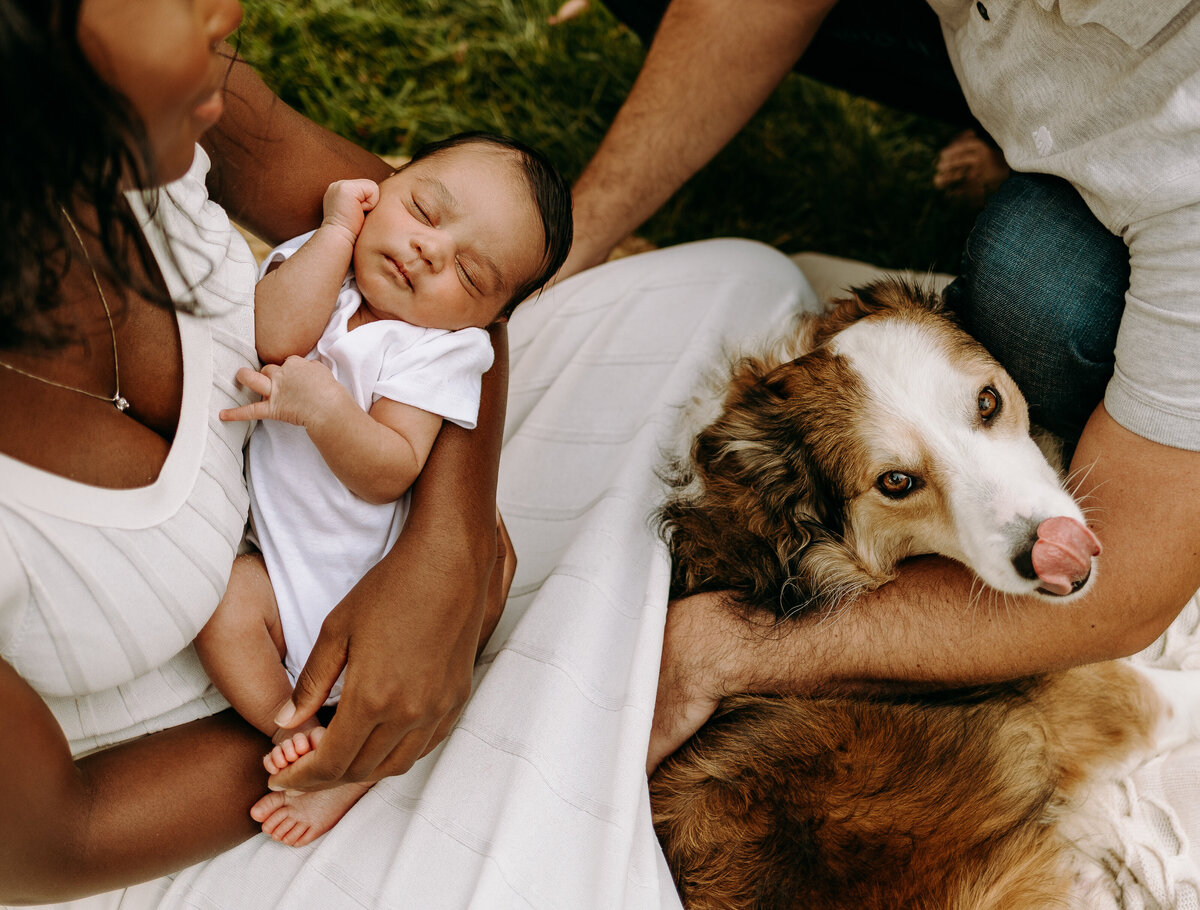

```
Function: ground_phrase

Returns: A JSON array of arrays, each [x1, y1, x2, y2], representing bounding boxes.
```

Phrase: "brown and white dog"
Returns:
[[651, 279, 1196, 910]]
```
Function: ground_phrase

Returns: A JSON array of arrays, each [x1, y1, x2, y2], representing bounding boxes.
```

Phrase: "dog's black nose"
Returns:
[[1010, 526, 1039, 581]]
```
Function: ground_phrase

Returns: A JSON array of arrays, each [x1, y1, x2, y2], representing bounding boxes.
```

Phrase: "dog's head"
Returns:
[[660, 278, 1100, 618]]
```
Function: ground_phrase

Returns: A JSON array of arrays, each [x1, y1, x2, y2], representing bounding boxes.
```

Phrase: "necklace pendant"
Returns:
[[114, 395, 130, 412]]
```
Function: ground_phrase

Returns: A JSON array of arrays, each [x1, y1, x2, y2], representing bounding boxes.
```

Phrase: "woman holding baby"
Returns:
[[0, 0, 806, 906]]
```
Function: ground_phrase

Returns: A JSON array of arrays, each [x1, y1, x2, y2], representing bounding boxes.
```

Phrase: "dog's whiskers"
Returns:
[[966, 575, 988, 628]]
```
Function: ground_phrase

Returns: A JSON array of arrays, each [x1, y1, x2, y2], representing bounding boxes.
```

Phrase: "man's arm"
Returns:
[[560, 0, 838, 279], [203, 51, 393, 245], [650, 404, 1200, 770]]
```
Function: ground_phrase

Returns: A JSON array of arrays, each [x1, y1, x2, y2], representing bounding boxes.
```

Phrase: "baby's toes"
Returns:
[[281, 821, 314, 847], [263, 743, 289, 773], [250, 789, 287, 823], [289, 729, 318, 757], [279, 735, 302, 764]]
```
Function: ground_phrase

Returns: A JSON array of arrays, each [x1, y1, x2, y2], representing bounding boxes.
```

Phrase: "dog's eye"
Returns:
[[978, 386, 1001, 422], [877, 471, 918, 499]]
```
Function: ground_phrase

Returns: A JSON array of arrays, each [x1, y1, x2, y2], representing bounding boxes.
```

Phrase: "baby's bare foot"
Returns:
[[255, 726, 371, 846], [250, 782, 372, 847]]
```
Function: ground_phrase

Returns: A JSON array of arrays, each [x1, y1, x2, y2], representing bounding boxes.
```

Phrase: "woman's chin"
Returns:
[[152, 141, 202, 184]]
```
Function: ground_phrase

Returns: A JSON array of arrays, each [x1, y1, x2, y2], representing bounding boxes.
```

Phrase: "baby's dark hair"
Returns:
[[404, 131, 573, 318]]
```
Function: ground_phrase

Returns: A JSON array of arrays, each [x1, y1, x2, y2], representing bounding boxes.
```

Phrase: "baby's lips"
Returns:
[[1032, 516, 1101, 595]]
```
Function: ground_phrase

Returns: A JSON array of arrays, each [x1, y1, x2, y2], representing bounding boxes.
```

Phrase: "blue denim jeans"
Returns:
[[943, 173, 1129, 448]]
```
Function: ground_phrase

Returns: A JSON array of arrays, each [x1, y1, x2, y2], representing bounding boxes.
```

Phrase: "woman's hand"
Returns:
[[265, 510, 505, 789]]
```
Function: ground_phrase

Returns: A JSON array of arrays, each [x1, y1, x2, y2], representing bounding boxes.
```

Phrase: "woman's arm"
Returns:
[[265, 324, 510, 789], [0, 658, 269, 904], [202, 51, 392, 244]]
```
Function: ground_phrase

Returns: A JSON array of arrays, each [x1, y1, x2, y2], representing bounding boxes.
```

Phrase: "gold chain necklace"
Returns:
[[0, 209, 129, 412]]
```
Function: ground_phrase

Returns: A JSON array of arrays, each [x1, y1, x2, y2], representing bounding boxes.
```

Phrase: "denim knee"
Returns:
[[944, 173, 1129, 446]]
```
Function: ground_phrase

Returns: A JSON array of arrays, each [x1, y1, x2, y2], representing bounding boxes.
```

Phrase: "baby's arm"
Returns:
[[221, 359, 442, 504], [254, 179, 380, 365]]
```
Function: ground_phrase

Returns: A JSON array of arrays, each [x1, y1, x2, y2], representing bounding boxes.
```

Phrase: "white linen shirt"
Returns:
[[931, 0, 1200, 449]]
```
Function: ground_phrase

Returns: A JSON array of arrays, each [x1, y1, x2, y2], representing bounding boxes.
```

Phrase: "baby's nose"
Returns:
[[411, 232, 448, 270]]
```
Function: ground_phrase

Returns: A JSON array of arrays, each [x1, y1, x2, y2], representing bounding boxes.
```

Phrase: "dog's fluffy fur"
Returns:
[[650, 280, 1168, 909]]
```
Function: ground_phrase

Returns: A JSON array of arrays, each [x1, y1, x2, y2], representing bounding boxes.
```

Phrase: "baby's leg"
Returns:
[[196, 552, 295, 737], [250, 727, 372, 847]]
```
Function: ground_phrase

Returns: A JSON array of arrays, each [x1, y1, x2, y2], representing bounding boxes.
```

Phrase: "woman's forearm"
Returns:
[[202, 51, 392, 244], [2, 656, 268, 904], [399, 322, 508, 579]]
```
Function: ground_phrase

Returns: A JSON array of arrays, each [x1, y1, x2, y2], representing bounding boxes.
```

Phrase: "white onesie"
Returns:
[[247, 233, 494, 699]]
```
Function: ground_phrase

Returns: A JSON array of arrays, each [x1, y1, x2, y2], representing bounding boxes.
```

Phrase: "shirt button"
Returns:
[[976, 1, 989, 19]]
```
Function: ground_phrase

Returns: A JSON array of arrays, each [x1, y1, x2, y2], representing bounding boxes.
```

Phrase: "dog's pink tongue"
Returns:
[[1032, 517, 1101, 595]]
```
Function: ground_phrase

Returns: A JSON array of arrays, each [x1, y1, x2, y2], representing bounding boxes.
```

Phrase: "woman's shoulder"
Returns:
[[133, 145, 258, 328]]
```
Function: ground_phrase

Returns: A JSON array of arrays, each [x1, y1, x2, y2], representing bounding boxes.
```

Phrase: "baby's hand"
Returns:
[[219, 358, 348, 428], [322, 178, 380, 240]]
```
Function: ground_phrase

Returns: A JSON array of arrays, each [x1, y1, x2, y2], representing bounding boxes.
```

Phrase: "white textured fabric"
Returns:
[[929, 0, 1200, 451], [1060, 598, 1200, 910], [249, 234, 494, 695], [0, 147, 256, 756], [10, 237, 812, 910]]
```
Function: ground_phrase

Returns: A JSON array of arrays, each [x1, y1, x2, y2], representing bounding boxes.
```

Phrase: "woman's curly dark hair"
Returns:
[[0, 0, 171, 348]]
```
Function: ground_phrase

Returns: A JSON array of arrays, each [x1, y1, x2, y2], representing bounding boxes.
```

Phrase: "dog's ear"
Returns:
[[659, 352, 856, 617], [813, 278, 947, 348]]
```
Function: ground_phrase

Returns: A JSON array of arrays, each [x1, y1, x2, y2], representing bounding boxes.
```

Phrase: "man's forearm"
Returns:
[[564, 0, 836, 277], [706, 405, 1200, 697]]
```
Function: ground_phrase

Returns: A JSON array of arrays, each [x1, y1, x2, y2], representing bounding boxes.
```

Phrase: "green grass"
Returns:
[[238, 0, 976, 272]]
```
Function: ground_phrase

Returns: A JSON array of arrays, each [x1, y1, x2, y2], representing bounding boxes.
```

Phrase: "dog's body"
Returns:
[[651, 280, 1194, 909]]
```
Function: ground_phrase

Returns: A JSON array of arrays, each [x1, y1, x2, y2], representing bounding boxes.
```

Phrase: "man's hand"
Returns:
[[647, 592, 738, 775], [219, 360, 347, 428]]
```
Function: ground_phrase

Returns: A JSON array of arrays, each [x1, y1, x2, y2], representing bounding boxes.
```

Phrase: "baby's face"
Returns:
[[352, 144, 544, 331]]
